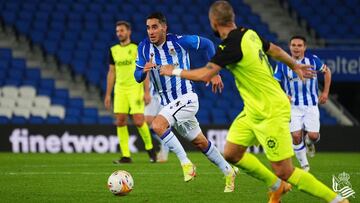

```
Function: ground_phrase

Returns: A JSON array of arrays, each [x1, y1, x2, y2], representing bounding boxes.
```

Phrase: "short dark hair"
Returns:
[[146, 12, 167, 24], [209, 1, 235, 26], [116, 21, 131, 30], [290, 35, 306, 44]]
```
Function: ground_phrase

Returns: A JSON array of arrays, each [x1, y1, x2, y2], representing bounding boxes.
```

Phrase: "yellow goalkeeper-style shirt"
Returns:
[[109, 42, 143, 91], [210, 27, 290, 119]]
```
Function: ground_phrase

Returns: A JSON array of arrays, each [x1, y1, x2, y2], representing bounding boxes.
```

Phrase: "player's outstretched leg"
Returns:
[[272, 159, 347, 203], [192, 133, 238, 192]]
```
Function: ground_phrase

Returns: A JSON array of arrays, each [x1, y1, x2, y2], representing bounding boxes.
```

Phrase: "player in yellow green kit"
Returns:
[[104, 21, 156, 163], [161, 1, 348, 202]]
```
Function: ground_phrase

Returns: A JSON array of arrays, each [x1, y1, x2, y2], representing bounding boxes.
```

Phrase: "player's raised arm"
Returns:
[[134, 44, 155, 83], [266, 43, 316, 81]]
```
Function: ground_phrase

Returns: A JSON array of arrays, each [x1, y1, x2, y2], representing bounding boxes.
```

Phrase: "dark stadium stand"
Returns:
[[0, 0, 340, 124], [287, 0, 360, 43]]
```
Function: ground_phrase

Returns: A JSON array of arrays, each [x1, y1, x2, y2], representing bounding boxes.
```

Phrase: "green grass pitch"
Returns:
[[0, 152, 359, 203]]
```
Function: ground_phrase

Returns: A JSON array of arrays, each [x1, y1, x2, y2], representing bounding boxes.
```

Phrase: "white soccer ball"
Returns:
[[107, 170, 134, 195]]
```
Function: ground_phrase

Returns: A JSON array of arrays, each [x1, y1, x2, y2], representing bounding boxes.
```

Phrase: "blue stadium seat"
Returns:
[[11, 116, 27, 124], [64, 116, 79, 124], [83, 108, 98, 118], [98, 116, 114, 124], [46, 116, 62, 124], [0, 116, 9, 124], [81, 117, 97, 124], [29, 116, 45, 124]]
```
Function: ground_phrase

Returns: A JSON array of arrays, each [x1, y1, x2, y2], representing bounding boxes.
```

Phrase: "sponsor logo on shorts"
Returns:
[[265, 136, 278, 150]]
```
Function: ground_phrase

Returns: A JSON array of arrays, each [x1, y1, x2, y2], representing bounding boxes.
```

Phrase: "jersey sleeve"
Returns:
[[273, 63, 283, 81], [177, 35, 200, 50], [210, 33, 243, 68], [312, 55, 324, 72], [109, 48, 115, 65], [135, 41, 146, 68]]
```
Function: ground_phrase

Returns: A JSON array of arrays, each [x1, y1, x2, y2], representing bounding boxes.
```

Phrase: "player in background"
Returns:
[[274, 36, 332, 171], [134, 12, 238, 192], [160, 1, 347, 202], [104, 21, 156, 164], [144, 75, 169, 162]]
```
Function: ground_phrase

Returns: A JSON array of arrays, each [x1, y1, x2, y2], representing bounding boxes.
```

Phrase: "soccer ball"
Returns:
[[107, 170, 134, 195]]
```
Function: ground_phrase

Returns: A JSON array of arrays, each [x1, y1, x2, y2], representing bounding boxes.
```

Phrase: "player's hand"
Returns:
[[160, 64, 175, 76], [293, 63, 316, 81], [104, 95, 112, 111], [144, 92, 151, 105], [318, 92, 328, 104], [206, 75, 224, 93], [287, 95, 292, 103], [144, 54, 156, 73]]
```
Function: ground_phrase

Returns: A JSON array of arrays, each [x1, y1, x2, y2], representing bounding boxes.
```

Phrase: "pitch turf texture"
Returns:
[[0, 153, 359, 203]]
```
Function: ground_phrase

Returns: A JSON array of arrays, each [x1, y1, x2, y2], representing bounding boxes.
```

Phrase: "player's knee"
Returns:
[[115, 115, 127, 127], [116, 117, 127, 126], [291, 133, 302, 144], [223, 151, 243, 164], [151, 120, 167, 135], [274, 169, 292, 181], [133, 119, 144, 127], [307, 132, 320, 142]]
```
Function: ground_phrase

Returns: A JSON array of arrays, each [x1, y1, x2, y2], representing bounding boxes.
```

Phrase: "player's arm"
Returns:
[[161, 62, 221, 82], [143, 73, 151, 105], [104, 64, 115, 111], [134, 42, 155, 83], [266, 43, 315, 81], [319, 64, 331, 104]]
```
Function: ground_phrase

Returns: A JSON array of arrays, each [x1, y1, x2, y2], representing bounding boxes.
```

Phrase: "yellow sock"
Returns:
[[117, 126, 130, 157], [287, 167, 338, 202], [235, 152, 278, 187], [137, 122, 153, 150]]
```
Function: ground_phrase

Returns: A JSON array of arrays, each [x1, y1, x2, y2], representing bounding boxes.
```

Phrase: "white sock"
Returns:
[[270, 178, 282, 191], [161, 128, 189, 165], [293, 141, 309, 168], [330, 195, 344, 203], [203, 141, 232, 175]]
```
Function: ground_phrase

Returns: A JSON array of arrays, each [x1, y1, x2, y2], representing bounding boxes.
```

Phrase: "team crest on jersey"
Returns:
[[265, 136, 278, 150], [169, 48, 176, 56]]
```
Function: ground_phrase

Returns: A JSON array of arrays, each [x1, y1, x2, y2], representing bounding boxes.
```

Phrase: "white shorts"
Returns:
[[159, 92, 202, 142], [144, 95, 162, 116], [290, 105, 320, 133]]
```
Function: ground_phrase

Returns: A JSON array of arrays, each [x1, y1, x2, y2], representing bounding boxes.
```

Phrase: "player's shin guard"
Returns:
[[137, 122, 153, 150], [235, 152, 278, 187], [117, 126, 130, 157], [161, 128, 190, 165], [202, 141, 232, 175], [287, 167, 338, 202]]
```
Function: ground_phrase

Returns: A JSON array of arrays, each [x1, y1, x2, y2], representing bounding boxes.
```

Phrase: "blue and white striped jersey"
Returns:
[[136, 33, 203, 106], [274, 54, 325, 106]]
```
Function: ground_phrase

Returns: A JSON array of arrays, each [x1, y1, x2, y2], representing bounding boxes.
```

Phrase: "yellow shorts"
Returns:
[[113, 87, 144, 114], [227, 111, 294, 162]]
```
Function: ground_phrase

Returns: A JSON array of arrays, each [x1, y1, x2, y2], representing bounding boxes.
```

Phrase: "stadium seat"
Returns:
[[29, 116, 45, 124], [11, 116, 27, 124], [0, 108, 12, 118], [34, 96, 51, 108], [0, 98, 16, 108], [13, 107, 30, 119], [18, 86, 36, 98], [48, 105, 65, 119], [31, 107, 48, 119], [2, 86, 18, 98], [16, 98, 33, 108], [0, 116, 9, 124]]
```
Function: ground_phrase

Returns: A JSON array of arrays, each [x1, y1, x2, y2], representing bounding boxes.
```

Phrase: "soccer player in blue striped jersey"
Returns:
[[134, 12, 238, 192], [274, 36, 332, 171]]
